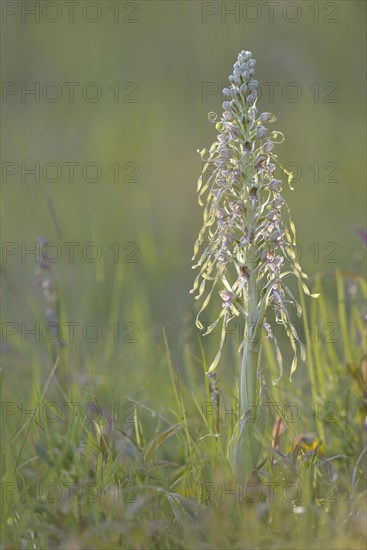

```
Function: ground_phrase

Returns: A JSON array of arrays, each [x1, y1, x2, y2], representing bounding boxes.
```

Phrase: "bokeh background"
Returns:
[[1, 0, 366, 408]]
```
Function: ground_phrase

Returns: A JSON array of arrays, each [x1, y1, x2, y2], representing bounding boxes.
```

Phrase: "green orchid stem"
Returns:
[[236, 268, 266, 478], [241, 337, 261, 422], [241, 287, 257, 411]]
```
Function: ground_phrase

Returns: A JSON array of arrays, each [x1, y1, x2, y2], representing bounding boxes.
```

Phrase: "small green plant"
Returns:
[[192, 50, 318, 483]]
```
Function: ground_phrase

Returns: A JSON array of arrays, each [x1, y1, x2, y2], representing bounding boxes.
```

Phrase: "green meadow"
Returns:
[[1, 2, 366, 548]]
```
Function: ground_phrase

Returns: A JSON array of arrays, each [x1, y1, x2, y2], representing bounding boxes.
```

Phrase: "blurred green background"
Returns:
[[1, 0, 366, 403]]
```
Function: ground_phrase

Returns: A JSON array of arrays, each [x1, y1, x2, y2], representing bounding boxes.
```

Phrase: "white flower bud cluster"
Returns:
[[192, 51, 317, 378]]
